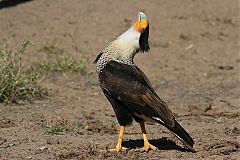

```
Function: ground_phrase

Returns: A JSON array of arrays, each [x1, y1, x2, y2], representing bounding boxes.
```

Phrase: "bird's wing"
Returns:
[[99, 60, 175, 127], [93, 52, 103, 64]]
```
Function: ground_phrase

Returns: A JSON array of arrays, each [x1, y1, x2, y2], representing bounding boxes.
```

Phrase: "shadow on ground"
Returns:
[[123, 137, 191, 152], [0, 0, 33, 9]]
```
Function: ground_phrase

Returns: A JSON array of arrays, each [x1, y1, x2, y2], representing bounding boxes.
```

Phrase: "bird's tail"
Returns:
[[169, 120, 195, 152], [156, 119, 195, 152]]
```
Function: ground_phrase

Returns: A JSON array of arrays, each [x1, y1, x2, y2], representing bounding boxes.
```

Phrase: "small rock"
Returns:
[[25, 156, 32, 159], [215, 117, 227, 123], [179, 33, 191, 41], [0, 137, 7, 145], [185, 44, 194, 50], [39, 146, 48, 150], [160, 80, 166, 85], [218, 66, 234, 70], [203, 73, 208, 77]]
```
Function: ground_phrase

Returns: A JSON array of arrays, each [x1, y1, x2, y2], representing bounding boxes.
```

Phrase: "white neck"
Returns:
[[117, 26, 140, 48], [112, 26, 140, 61]]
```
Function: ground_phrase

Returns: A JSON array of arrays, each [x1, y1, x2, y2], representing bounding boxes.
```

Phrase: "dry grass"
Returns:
[[0, 40, 48, 104], [37, 41, 86, 73]]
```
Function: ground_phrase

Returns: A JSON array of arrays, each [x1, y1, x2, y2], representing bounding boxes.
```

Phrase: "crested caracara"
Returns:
[[94, 12, 194, 152]]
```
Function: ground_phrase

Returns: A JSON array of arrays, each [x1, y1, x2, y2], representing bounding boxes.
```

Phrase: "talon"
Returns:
[[142, 143, 158, 151], [140, 121, 158, 152], [110, 126, 127, 152]]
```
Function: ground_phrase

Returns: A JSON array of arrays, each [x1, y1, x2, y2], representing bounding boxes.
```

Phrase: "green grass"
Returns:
[[39, 40, 65, 55], [45, 124, 66, 135], [75, 122, 85, 134], [43, 118, 85, 135], [44, 118, 68, 135], [38, 41, 86, 73], [0, 40, 48, 104], [45, 125, 66, 135], [38, 54, 86, 73]]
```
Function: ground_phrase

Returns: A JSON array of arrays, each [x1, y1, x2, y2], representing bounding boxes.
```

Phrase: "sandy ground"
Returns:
[[0, 0, 239, 159]]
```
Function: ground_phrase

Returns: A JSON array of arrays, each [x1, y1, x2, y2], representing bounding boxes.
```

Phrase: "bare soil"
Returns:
[[0, 0, 239, 159]]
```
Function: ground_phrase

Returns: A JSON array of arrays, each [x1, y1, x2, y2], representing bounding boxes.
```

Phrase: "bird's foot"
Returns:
[[141, 142, 158, 152], [110, 146, 128, 152]]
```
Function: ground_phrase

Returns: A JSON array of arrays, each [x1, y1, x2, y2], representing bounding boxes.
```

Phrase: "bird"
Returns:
[[94, 12, 195, 152]]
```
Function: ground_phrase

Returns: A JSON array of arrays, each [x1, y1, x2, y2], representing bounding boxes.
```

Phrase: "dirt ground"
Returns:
[[0, 0, 239, 159]]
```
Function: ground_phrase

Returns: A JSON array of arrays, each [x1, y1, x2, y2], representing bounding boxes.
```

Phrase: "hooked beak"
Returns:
[[135, 12, 148, 32]]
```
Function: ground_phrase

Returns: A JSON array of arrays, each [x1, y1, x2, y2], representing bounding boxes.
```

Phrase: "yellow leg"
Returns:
[[110, 126, 128, 152], [140, 121, 158, 151]]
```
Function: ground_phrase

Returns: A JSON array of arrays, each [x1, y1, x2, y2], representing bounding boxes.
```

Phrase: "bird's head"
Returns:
[[135, 11, 148, 33], [135, 11, 150, 53], [117, 12, 150, 53]]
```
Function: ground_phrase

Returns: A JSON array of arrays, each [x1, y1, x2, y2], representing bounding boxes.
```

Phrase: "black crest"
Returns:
[[139, 24, 150, 52]]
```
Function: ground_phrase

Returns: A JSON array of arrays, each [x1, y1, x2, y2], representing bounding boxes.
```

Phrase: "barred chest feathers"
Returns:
[[96, 40, 138, 74]]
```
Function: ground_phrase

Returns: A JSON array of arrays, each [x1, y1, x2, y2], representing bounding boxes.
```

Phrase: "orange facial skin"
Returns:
[[135, 19, 148, 32]]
